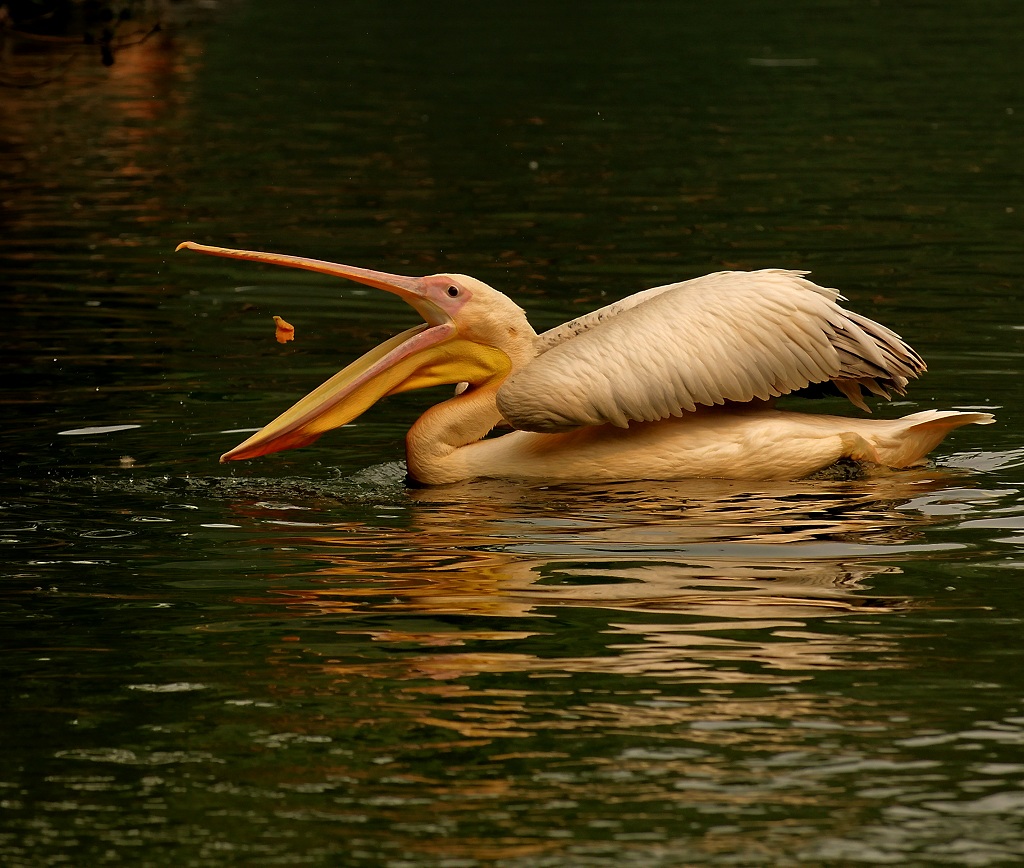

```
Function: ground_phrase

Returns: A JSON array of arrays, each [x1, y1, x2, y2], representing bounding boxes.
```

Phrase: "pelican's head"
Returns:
[[386, 269, 535, 364], [176, 242, 535, 462]]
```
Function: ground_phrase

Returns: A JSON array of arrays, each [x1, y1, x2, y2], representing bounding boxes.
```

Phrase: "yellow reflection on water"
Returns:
[[232, 471, 973, 691]]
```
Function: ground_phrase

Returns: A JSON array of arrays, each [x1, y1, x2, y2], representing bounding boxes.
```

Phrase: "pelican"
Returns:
[[177, 241, 993, 484]]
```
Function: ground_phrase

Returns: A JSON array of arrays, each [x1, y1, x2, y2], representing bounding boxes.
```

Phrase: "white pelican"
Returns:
[[177, 241, 992, 484]]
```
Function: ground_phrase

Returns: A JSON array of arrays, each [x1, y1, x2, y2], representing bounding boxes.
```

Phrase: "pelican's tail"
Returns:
[[840, 410, 995, 468]]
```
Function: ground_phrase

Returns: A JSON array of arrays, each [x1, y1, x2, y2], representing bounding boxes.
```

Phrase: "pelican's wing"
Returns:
[[497, 269, 926, 432]]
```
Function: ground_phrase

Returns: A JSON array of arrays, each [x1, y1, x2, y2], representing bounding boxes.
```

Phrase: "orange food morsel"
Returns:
[[273, 315, 295, 343]]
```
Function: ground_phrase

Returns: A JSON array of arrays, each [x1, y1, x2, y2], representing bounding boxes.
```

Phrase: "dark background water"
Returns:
[[2, 1, 1024, 864]]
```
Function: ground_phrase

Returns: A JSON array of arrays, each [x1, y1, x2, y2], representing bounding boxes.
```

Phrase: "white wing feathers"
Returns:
[[496, 270, 926, 433]]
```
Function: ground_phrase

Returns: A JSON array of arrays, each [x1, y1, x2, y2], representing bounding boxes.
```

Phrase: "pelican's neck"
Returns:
[[404, 310, 539, 485], [404, 383, 506, 485]]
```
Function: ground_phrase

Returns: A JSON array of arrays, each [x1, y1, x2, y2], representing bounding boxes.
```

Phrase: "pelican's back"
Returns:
[[498, 270, 926, 432]]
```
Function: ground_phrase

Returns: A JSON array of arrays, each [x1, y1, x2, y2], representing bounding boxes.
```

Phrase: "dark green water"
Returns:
[[3, 1, 1024, 864]]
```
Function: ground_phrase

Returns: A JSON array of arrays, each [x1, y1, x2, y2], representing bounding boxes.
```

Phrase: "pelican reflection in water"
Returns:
[[178, 242, 992, 483], [228, 473, 976, 682]]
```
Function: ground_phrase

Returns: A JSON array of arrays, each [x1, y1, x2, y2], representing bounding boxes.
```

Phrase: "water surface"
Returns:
[[2, 1, 1024, 864]]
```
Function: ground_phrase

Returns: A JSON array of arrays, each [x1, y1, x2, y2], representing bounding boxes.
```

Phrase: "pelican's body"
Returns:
[[177, 242, 992, 484], [408, 403, 984, 485]]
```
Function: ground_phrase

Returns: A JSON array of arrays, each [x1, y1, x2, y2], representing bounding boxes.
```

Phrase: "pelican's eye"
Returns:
[[446, 285, 460, 298]]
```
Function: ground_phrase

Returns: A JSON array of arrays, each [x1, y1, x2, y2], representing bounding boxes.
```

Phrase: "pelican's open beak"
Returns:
[[176, 242, 510, 462]]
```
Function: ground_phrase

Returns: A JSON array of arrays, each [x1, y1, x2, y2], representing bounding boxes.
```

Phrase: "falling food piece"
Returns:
[[273, 315, 295, 343]]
